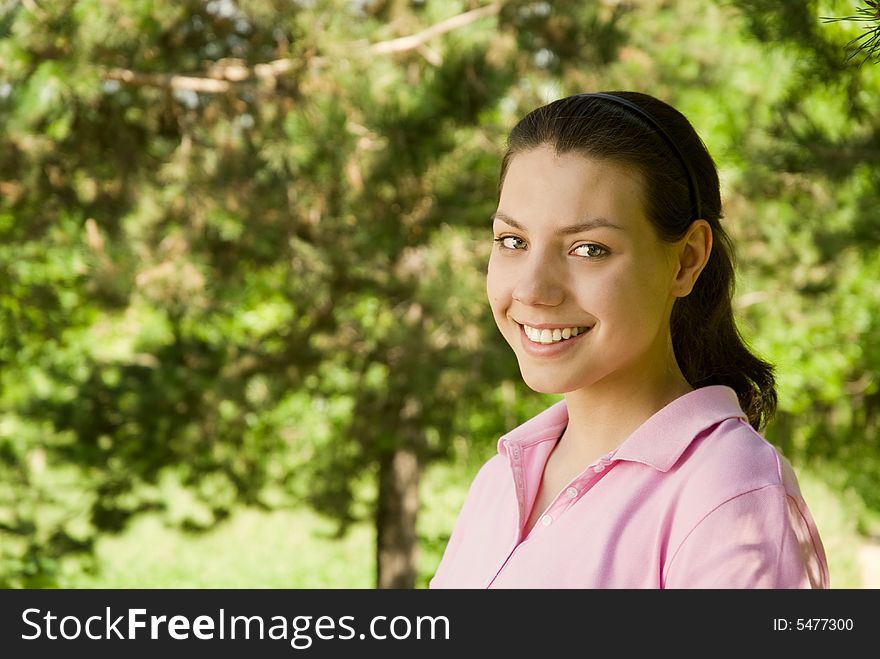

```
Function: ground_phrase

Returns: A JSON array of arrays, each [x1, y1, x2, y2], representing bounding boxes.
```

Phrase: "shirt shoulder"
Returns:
[[661, 417, 792, 548], [673, 416, 789, 502], [662, 418, 830, 588], [461, 453, 511, 505]]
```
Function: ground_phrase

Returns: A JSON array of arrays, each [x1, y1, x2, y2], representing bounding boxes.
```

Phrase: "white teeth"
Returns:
[[522, 324, 591, 344]]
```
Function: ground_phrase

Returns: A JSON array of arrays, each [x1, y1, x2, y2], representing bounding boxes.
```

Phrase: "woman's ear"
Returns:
[[672, 220, 712, 298]]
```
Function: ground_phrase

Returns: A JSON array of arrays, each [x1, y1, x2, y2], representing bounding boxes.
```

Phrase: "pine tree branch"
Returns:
[[368, 2, 501, 55], [103, 3, 502, 94], [104, 69, 234, 94]]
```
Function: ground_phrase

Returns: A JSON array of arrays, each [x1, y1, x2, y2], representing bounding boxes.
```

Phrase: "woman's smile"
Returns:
[[518, 322, 593, 343], [516, 321, 594, 358]]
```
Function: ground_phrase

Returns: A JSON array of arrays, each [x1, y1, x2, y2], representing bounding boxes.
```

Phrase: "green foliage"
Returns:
[[1, 0, 877, 586]]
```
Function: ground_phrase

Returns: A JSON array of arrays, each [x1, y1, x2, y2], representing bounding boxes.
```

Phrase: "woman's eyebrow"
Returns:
[[491, 211, 625, 233]]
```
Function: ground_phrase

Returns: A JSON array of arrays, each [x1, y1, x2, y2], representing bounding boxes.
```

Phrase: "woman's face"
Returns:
[[487, 145, 682, 395]]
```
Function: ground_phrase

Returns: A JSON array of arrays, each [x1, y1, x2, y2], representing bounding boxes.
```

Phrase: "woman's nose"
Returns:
[[511, 249, 565, 307]]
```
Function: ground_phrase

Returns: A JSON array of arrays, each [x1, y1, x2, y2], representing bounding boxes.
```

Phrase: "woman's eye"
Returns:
[[494, 235, 526, 250], [573, 243, 607, 258]]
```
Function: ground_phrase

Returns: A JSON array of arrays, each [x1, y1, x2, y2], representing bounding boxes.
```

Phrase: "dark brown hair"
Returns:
[[498, 91, 776, 431]]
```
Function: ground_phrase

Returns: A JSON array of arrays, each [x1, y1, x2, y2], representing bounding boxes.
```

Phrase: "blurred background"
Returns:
[[0, 0, 878, 589]]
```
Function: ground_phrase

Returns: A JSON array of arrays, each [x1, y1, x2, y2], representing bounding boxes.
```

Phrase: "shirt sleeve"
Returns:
[[428, 457, 497, 589], [428, 497, 467, 589], [662, 484, 828, 589]]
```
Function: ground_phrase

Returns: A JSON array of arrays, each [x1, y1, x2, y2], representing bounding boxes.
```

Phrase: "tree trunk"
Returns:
[[375, 445, 419, 588]]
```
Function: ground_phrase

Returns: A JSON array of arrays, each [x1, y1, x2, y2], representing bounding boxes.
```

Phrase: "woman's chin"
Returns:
[[519, 370, 573, 395]]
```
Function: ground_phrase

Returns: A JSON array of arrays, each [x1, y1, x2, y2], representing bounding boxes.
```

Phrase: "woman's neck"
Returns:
[[559, 366, 693, 465]]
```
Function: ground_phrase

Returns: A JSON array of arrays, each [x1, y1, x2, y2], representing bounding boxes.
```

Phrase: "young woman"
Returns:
[[430, 91, 829, 588]]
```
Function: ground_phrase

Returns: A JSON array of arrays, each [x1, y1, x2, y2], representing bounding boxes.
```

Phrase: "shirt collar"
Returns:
[[496, 399, 569, 456], [497, 385, 748, 472]]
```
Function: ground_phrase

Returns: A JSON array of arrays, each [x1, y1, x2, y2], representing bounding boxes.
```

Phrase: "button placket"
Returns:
[[543, 483, 579, 525], [506, 441, 528, 535], [565, 459, 612, 507], [592, 454, 616, 473]]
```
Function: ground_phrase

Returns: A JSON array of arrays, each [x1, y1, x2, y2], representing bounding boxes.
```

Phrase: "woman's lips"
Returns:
[[516, 322, 593, 357]]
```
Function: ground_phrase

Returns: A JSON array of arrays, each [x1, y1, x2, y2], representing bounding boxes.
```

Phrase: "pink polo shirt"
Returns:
[[430, 385, 829, 589]]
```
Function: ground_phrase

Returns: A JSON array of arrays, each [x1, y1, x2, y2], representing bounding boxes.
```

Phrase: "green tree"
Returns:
[[725, 0, 880, 506], [0, 0, 625, 587]]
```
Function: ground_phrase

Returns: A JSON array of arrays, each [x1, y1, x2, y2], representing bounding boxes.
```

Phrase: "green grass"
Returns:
[[61, 509, 376, 588], [56, 459, 868, 588]]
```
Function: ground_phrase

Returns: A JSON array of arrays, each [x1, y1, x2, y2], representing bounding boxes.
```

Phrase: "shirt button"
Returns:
[[593, 463, 605, 473], [566, 487, 578, 499], [541, 514, 553, 526]]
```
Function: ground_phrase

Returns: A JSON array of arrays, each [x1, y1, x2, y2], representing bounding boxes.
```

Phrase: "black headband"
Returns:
[[575, 92, 702, 221]]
